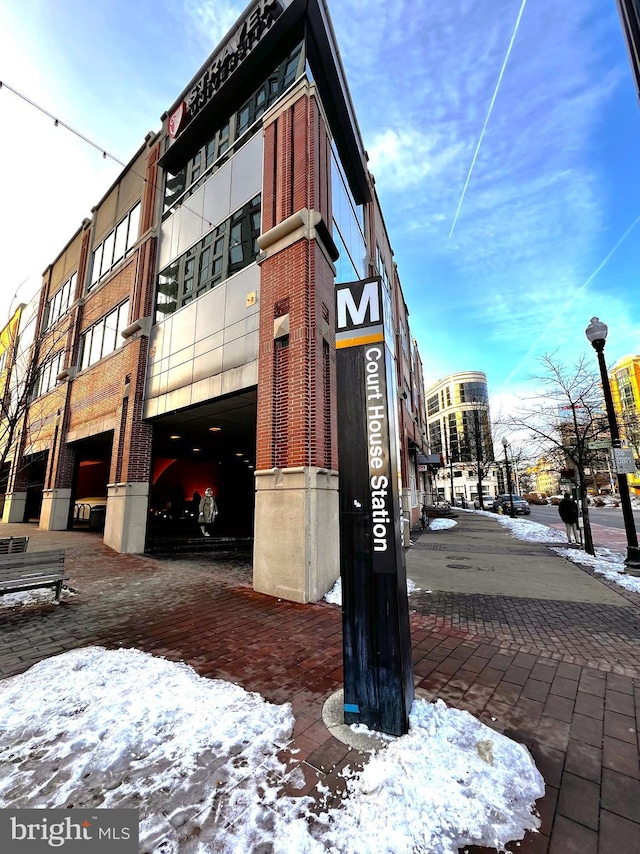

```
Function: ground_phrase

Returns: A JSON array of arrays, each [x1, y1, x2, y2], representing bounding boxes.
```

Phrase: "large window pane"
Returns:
[[113, 217, 128, 264], [155, 196, 261, 321], [127, 203, 141, 250], [90, 319, 105, 365], [100, 232, 115, 277], [91, 243, 103, 286]]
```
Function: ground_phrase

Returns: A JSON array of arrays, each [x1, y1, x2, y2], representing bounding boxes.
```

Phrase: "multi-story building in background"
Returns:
[[425, 371, 498, 506], [1, 0, 429, 603], [610, 354, 640, 495]]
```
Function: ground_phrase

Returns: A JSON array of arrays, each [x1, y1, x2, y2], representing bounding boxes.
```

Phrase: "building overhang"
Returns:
[[158, 0, 370, 205]]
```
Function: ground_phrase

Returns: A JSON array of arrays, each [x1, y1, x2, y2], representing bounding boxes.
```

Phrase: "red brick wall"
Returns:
[[256, 92, 338, 472]]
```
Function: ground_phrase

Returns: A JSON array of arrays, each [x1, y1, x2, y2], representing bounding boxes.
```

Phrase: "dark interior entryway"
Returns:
[[147, 389, 257, 548], [69, 433, 113, 532], [23, 452, 48, 522]]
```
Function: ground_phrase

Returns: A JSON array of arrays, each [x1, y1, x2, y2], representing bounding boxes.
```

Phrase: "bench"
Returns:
[[0, 550, 67, 602], [0, 536, 29, 554]]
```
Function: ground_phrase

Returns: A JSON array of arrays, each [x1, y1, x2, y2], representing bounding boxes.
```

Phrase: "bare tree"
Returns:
[[0, 296, 69, 510], [505, 353, 610, 555]]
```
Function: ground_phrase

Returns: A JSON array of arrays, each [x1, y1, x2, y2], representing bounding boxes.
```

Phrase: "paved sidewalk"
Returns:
[[1, 516, 640, 852]]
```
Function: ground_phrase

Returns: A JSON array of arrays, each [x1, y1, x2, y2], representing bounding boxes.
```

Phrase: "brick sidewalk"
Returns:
[[1, 521, 640, 852]]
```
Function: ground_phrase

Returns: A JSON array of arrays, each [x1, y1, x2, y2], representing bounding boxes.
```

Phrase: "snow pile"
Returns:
[[324, 576, 343, 605], [430, 518, 458, 531], [493, 514, 566, 543], [312, 698, 544, 854], [325, 576, 420, 606], [551, 545, 640, 593], [0, 587, 72, 610], [0, 648, 544, 854], [0, 647, 293, 852]]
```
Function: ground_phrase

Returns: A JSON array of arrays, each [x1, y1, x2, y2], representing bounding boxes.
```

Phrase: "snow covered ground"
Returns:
[[0, 647, 544, 854]]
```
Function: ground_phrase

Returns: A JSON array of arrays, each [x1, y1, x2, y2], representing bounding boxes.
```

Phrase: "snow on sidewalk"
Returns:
[[0, 646, 544, 854]]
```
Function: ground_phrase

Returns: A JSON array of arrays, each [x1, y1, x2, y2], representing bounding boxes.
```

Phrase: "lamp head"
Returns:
[[502, 437, 508, 449], [585, 316, 608, 351]]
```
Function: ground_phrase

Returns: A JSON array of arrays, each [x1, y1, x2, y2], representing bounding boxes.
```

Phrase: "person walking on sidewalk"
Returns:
[[198, 487, 218, 537], [558, 492, 579, 543]]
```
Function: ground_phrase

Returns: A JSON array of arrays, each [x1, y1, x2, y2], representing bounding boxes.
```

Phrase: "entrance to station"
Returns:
[[147, 389, 257, 545]]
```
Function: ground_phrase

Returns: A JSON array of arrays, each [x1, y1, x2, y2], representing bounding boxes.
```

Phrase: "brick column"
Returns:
[[253, 88, 339, 603], [104, 236, 157, 554]]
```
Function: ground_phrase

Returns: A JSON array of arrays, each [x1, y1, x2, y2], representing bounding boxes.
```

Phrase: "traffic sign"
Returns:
[[589, 440, 612, 450], [613, 447, 636, 474]]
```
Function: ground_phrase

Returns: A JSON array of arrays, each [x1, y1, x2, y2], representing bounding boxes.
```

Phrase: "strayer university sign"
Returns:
[[335, 277, 414, 736]]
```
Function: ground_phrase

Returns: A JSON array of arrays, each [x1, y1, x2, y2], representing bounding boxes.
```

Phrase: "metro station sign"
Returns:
[[335, 276, 414, 736]]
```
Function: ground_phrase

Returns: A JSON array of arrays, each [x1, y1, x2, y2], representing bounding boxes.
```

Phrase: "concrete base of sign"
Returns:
[[40, 488, 72, 530], [321, 689, 391, 751], [104, 482, 149, 554], [253, 466, 339, 603], [322, 688, 432, 749]]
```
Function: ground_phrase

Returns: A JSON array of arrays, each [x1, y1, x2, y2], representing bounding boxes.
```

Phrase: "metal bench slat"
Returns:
[[0, 549, 67, 602]]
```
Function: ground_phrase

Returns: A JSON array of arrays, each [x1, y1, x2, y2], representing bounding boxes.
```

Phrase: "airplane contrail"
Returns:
[[449, 0, 529, 238], [502, 210, 640, 386]]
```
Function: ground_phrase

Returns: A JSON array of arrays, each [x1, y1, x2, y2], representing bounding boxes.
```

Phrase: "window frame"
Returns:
[[88, 202, 141, 292], [79, 300, 130, 371]]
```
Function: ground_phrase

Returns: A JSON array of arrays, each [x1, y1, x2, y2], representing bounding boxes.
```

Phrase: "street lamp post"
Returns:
[[585, 317, 640, 575], [502, 437, 515, 517]]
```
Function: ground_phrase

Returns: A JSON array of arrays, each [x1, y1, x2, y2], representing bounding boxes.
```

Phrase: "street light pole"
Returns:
[[585, 317, 640, 575], [502, 437, 515, 518]]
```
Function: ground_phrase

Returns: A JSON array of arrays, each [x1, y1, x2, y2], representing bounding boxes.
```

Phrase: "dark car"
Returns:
[[492, 494, 531, 515]]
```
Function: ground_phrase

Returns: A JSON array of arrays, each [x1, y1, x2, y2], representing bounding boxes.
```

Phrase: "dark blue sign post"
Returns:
[[335, 276, 414, 736]]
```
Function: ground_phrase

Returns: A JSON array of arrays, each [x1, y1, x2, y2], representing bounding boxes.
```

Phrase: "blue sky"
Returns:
[[1, 0, 639, 418]]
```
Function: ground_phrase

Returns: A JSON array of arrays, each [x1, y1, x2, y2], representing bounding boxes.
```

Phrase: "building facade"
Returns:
[[610, 354, 640, 495], [1, 0, 429, 603], [425, 371, 498, 505]]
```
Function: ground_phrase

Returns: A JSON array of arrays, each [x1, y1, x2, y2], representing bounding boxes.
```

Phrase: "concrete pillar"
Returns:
[[253, 467, 338, 603], [104, 482, 149, 554], [40, 488, 72, 530], [2, 492, 27, 524]]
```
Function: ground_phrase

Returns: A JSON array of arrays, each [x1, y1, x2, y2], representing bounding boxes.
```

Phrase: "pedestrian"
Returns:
[[558, 492, 579, 543], [198, 487, 218, 537], [420, 503, 428, 530]]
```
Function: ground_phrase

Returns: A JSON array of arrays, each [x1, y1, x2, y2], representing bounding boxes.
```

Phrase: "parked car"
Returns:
[[473, 495, 494, 509], [492, 494, 531, 515]]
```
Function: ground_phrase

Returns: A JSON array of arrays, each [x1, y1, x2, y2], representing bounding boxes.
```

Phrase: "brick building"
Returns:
[[1, 0, 429, 602]]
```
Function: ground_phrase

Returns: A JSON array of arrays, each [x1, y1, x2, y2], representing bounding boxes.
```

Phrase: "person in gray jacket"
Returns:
[[198, 487, 218, 536]]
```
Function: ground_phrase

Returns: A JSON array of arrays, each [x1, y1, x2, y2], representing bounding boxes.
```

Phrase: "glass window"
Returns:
[[88, 203, 141, 291], [127, 203, 141, 250], [162, 42, 303, 214], [101, 231, 115, 277], [91, 243, 103, 286], [79, 300, 130, 370], [44, 273, 75, 330], [34, 351, 64, 398], [155, 196, 261, 321], [113, 217, 128, 264], [90, 319, 105, 366], [331, 146, 366, 283]]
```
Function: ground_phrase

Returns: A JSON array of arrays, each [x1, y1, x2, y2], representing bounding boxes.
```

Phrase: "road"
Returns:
[[526, 502, 640, 552]]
